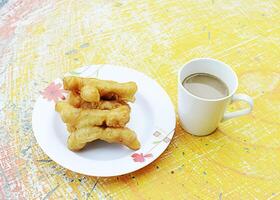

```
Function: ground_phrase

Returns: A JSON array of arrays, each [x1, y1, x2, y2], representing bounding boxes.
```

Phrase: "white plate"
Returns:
[[32, 65, 175, 177]]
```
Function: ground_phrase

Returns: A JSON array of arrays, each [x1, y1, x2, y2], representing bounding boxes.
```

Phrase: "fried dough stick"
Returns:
[[55, 102, 130, 128], [68, 126, 141, 151], [68, 91, 126, 109], [63, 76, 137, 103]]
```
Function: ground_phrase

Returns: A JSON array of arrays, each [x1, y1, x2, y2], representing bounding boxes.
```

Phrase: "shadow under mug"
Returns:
[[178, 58, 253, 136]]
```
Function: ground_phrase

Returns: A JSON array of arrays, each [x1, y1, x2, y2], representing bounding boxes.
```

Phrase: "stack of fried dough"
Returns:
[[55, 76, 141, 151]]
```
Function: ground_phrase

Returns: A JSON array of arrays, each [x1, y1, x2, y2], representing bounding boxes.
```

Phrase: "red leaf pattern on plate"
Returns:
[[41, 82, 66, 102], [131, 153, 153, 162]]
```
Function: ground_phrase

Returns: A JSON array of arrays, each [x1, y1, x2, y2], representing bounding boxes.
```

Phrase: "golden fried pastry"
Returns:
[[63, 76, 137, 102], [96, 100, 125, 110], [79, 100, 126, 110], [68, 126, 141, 151], [55, 101, 130, 128], [80, 84, 100, 103], [66, 124, 76, 132], [56, 76, 140, 152], [68, 91, 125, 109], [67, 91, 82, 108]]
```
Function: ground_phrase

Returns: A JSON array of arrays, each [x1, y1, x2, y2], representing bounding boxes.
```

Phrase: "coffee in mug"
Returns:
[[182, 73, 229, 99]]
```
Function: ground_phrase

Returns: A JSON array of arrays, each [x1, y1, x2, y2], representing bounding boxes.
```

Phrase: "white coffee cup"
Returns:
[[178, 58, 253, 136]]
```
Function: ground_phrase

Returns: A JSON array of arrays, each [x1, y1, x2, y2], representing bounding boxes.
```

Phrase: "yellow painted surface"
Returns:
[[0, 0, 279, 199]]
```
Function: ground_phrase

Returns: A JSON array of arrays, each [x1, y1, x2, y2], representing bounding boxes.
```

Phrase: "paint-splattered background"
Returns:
[[0, 0, 280, 199]]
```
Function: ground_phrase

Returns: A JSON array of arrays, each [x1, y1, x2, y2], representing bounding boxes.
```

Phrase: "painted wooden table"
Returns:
[[0, 0, 279, 199]]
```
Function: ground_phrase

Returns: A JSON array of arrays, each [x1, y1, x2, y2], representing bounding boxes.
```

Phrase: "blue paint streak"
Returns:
[[21, 145, 31, 156], [65, 49, 77, 55], [0, 0, 8, 8], [86, 179, 99, 200], [37, 159, 52, 163], [80, 43, 89, 48], [42, 184, 60, 200]]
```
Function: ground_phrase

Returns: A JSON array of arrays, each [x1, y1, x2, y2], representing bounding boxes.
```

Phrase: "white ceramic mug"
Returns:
[[178, 58, 253, 136]]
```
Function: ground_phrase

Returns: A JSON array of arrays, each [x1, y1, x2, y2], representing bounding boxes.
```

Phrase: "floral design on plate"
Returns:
[[41, 82, 66, 102], [152, 130, 172, 144], [131, 153, 153, 162], [163, 137, 171, 143], [153, 131, 161, 137], [68, 66, 103, 78]]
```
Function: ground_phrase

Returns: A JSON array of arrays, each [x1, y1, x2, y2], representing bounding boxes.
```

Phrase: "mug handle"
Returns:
[[222, 93, 254, 122]]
